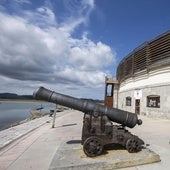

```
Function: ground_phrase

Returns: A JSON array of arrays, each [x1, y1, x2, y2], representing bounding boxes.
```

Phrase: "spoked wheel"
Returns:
[[83, 136, 103, 157], [126, 137, 141, 153]]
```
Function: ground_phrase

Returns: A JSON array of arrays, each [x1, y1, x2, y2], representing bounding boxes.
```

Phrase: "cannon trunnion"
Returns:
[[33, 87, 144, 157]]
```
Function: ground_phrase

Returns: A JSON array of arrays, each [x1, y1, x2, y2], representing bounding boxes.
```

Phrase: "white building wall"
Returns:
[[118, 66, 170, 118], [119, 67, 170, 92], [113, 84, 119, 108]]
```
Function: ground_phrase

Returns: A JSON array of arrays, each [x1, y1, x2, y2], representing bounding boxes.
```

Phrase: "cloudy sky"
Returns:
[[0, 0, 169, 99]]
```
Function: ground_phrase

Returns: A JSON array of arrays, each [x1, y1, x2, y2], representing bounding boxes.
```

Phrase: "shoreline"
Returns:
[[0, 99, 43, 103], [0, 100, 56, 131], [10, 106, 70, 128], [10, 108, 49, 127]]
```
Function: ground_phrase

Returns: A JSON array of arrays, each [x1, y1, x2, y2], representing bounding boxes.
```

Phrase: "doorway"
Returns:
[[104, 84, 114, 107], [135, 99, 140, 114]]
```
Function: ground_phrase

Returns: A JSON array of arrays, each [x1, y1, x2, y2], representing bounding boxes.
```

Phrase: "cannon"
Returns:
[[33, 87, 144, 157]]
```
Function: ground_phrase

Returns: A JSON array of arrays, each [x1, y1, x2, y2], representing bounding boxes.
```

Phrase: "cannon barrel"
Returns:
[[33, 87, 142, 128]]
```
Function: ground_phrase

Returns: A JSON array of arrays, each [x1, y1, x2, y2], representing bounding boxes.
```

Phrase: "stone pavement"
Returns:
[[0, 110, 170, 170], [0, 115, 51, 150], [0, 110, 81, 170]]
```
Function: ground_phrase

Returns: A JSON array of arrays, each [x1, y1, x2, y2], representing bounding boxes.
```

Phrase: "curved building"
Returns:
[[105, 31, 170, 118]]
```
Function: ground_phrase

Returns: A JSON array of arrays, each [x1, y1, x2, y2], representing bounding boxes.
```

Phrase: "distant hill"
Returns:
[[0, 93, 33, 100], [0, 93, 103, 102], [80, 98, 104, 104]]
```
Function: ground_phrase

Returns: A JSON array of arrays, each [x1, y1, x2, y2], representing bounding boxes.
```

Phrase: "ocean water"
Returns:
[[0, 101, 55, 131]]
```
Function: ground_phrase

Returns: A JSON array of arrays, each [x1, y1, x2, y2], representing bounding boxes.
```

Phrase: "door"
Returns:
[[104, 84, 113, 107], [135, 99, 140, 114]]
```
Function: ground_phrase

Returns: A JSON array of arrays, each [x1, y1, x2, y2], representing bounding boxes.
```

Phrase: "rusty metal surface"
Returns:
[[104, 96, 113, 107], [81, 113, 144, 157], [33, 87, 144, 157]]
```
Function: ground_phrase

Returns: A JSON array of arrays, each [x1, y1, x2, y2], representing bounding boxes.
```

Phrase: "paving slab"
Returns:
[[1, 111, 169, 170], [0, 115, 51, 150], [49, 142, 160, 170], [0, 110, 71, 151]]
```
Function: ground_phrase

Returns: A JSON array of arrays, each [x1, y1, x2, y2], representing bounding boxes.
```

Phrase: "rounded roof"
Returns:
[[116, 31, 170, 83]]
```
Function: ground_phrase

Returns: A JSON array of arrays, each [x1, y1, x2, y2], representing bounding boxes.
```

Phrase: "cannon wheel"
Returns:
[[126, 137, 140, 153], [83, 136, 103, 157]]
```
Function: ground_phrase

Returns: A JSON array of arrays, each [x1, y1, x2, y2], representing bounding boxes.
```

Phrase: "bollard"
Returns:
[[52, 104, 57, 128]]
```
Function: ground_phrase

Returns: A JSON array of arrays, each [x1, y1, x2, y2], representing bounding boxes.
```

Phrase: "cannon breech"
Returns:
[[33, 87, 144, 157]]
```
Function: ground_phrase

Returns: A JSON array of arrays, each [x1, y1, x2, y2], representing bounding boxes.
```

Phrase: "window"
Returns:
[[147, 95, 160, 108], [106, 84, 113, 97], [126, 97, 132, 106]]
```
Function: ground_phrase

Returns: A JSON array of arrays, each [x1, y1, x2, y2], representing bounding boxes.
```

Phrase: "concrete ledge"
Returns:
[[0, 116, 52, 150], [49, 142, 160, 170]]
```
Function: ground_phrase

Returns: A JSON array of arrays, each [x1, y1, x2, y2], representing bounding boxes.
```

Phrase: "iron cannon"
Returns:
[[33, 87, 144, 157]]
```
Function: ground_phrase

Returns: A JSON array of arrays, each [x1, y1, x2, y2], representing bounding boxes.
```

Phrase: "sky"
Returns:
[[0, 0, 169, 99]]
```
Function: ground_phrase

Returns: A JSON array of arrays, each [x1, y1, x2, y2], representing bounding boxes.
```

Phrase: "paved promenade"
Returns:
[[0, 115, 52, 150], [0, 110, 170, 170]]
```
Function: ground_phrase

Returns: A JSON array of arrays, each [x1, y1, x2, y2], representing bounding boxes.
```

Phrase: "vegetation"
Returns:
[[0, 93, 104, 103], [0, 93, 33, 100]]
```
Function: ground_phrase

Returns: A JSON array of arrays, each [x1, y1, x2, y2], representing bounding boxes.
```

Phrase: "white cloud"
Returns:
[[0, 0, 116, 98], [13, 0, 31, 4], [23, 6, 57, 27], [69, 38, 115, 70], [61, 0, 95, 34]]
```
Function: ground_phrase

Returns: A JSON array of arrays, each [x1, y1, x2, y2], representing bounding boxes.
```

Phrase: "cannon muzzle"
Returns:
[[33, 87, 142, 128]]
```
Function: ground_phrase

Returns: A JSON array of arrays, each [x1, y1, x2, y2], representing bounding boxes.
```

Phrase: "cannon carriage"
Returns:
[[33, 87, 144, 157]]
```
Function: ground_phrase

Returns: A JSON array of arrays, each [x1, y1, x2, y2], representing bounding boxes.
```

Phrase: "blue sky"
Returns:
[[0, 0, 169, 99]]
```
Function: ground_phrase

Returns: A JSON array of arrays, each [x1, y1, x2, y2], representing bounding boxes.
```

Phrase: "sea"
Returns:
[[0, 101, 55, 131]]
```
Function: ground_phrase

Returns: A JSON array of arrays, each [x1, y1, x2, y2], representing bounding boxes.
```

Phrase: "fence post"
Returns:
[[52, 104, 57, 128]]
